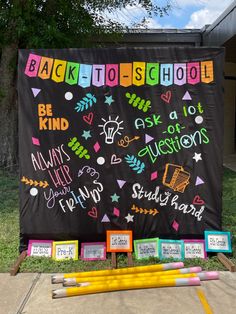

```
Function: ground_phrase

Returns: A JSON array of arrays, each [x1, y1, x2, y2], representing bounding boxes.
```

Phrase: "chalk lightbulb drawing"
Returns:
[[99, 116, 124, 144]]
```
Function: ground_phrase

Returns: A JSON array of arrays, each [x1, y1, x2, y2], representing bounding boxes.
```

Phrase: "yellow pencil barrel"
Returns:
[[62, 266, 201, 286], [53, 277, 200, 298], [52, 262, 184, 283], [63, 272, 198, 286]]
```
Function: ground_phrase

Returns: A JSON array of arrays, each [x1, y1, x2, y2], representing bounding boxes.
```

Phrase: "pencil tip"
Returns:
[[52, 290, 57, 299], [51, 275, 64, 284]]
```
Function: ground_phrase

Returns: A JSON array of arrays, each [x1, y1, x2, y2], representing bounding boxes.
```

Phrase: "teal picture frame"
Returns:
[[159, 239, 184, 260], [204, 231, 232, 253], [134, 238, 159, 260]]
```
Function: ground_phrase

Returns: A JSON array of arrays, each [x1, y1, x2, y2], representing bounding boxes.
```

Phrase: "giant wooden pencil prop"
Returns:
[[64, 273, 199, 287], [52, 262, 184, 283], [52, 277, 201, 298], [63, 266, 202, 286]]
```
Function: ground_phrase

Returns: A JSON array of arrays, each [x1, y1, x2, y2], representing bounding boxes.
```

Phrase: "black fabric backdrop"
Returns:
[[18, 48, 224, 251]]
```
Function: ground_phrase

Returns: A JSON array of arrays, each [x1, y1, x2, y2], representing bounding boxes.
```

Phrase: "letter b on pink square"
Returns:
[[25, 54, 41, 77]]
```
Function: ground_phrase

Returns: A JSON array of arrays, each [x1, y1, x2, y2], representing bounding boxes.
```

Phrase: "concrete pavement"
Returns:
[[1, 272, 236, 314]]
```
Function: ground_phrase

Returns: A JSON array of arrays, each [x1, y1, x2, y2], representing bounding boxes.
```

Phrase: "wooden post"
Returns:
[[127, 252, 133, 267], [111, 252, 117, 269], [217, 253, 236, 272], [10, 250, 27, 276]]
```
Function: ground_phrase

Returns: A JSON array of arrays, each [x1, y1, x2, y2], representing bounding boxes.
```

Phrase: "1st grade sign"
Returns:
[[18, 47, 224, 248]]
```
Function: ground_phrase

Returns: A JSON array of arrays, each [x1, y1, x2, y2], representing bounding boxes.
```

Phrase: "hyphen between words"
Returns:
[[24, 53, 214, 87]]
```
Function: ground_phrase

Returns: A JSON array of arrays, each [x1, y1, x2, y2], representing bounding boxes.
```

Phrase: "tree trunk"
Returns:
[[0, 44, 18, 170]]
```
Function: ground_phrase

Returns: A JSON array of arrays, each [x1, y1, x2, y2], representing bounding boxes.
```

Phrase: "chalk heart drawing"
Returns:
[[193, 195, 205, 205], [111, 154, 122, 165], [83, 112, 94, 125], [88, 207, 97, 218], [161, 91, 171, 104]]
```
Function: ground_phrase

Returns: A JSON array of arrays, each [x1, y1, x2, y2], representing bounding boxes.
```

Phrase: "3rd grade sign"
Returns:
[[18, 47, 224, 249]]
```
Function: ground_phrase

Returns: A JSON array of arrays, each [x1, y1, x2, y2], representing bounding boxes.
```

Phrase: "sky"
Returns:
[[105, 0, 234, 29]]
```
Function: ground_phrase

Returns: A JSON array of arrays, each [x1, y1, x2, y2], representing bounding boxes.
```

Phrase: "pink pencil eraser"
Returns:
[[173, 262, 184, 269], [198, 271, 219, 281], [189, 267, 202, 273], [163, 262, 184, 270], [188, 277, 201, 286]]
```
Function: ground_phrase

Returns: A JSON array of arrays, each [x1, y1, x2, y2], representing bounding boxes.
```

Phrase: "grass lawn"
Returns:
[[0, 167, 235, 273]]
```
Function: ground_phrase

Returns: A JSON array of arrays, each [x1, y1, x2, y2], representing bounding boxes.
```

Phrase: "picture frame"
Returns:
[[183, 239, 207, 259], [106, 230, 133, 252], [81, 242, 106, 261], [134, 238, 159, 260], [52, 240, 78, 261], [27, 239, 53, 257], [204, 231, 232, 253], [159, 239, 184, 260]]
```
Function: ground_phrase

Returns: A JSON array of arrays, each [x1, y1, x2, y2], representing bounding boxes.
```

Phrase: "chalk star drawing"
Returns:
[[99, 116, 124, 144], [183, 138, 190, 146], [82, 130, 92, 140], [104, 95, 114, 106], [193, 152, 202, 162], [125, 213, 134, 223], [111, 193, 120, 202]]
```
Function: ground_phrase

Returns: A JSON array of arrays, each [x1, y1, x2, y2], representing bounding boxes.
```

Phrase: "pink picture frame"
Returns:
[[183, 239, 207, 259], [27, 239, 53, 257], [81, 242, 106, 261]]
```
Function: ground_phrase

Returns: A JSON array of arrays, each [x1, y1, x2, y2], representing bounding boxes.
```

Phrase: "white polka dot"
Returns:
[[65, 92, 73, 100], [97, 157, 105, 165], [195, 116, 203, 124], [30, 187, 38, 196]]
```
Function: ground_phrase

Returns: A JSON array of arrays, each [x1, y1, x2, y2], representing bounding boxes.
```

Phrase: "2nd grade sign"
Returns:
[[18, 48, 224, 249]]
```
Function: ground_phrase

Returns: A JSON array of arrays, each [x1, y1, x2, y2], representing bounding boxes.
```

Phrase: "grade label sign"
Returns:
[[183, 240, 206, 259], [27, 240, 53, 257], [134, 238, 159, 259], [205, 231, 232, 253], [107, 230, 133, 252], [81, 242, 106, 260], [159, 239, 184, 260], [52, 240, 78, 260]]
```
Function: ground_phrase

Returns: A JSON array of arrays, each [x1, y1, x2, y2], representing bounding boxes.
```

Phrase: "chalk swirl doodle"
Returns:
[[117, 136, 140, 148]]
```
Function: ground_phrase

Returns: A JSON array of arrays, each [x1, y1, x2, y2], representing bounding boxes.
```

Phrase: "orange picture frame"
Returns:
[[106, 230, 133, 253]]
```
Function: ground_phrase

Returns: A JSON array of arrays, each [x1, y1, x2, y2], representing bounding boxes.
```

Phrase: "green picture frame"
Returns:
[[134, 238, 159, 260]]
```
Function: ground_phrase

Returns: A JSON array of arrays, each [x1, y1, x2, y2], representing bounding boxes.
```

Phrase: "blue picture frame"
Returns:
[[159, 239, 184, 260], [204, 231, 232, 253]]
